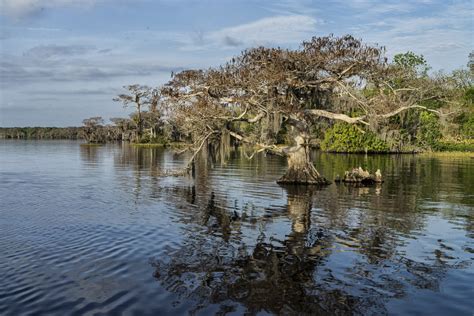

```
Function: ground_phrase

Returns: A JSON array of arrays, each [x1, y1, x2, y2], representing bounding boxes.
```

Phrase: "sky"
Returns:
[[0, 0, 472, 127]]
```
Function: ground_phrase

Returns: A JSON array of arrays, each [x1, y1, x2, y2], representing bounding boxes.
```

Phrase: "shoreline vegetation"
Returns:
[[2, 128, 473, 153]]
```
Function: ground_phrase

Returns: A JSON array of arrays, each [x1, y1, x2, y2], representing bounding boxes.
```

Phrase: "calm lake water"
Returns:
[[1, 140, 473, 315]]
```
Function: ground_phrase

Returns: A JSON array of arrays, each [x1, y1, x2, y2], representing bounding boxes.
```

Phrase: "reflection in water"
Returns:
[[106, 145, 473, 314], [148, 153, 473, 315], [80, 144, 101, 165], [0, 141, 473, 315], [152, 185, 339, 315]]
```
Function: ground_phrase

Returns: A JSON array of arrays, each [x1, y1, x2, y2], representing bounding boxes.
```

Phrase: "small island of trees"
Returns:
[[2, 35, 472, 183]]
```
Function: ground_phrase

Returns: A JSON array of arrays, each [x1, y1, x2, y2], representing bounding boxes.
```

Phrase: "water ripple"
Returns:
[[0, 141, 473, 315]]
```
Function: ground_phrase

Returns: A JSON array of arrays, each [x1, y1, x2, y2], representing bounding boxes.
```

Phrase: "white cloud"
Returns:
[[23, 44, 95, 59], [216, 15, 318, 44], [367, 3, 413, 14], [266, 0, 320, 16], [337, 0, 434, 15], [182, 15, 320, 51], [350, 1, 473, 70], [0, 0, 101, 17]]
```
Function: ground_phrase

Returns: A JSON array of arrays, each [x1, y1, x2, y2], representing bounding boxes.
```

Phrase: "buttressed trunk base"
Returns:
[[277, 136, 330, 185]]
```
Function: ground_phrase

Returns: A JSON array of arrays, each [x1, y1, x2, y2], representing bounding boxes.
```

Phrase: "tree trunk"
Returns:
[[277, 135, 330, 185], [137, 108, 142, 139]]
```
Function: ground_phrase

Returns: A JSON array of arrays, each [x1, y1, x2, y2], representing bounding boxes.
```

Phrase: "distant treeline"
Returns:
[[0, 124, 159, 143], [0, 127, 84, 140]]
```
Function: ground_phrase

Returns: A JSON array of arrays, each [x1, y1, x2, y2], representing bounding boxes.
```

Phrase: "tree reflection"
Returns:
[[112, 144, 171, 203], [150, 185, 390, 315], [150, 177, 470, 315], [79, 144, 101, 165], [93, 146, 472, 314]]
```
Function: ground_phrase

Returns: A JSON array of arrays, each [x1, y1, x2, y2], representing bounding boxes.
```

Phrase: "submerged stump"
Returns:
[[277, 163, 330, 185], [277, 136, 330, 185], [335, 167, 383, 185]]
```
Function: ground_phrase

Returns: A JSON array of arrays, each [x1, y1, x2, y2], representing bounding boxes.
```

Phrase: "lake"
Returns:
[[1, 140, 473, 315]]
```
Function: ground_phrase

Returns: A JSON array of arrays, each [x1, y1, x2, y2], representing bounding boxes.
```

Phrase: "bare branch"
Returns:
[[184, 130, 218, 170], [305, 109, 369, 125], [378, 105, 442, 119], [247, 112, 267, 123], [229, 131, 285, 156]]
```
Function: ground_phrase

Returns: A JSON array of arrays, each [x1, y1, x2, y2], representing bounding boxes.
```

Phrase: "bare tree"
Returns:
[[469, 51, 474, 73], [147, 87, 161, 113], [82, 116, 105, 143], [161, 35, 453, 184], [113, 84, 151, 141], [110, 117, 134, 141], [113, 85, 165, 142]]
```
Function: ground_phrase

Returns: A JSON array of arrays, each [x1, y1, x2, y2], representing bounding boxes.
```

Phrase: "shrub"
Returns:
[[461, 114, 474, 139], [417, 112, 442, 148], [321, 123, 389, 153], [435, 140, 474, 152]]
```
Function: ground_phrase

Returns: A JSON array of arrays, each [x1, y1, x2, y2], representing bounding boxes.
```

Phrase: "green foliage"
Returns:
[[464, 86, 474, 104], [435, 140, 474, 152], [321, 123, 389, 153], [136, 133, 169, 145], [393, 51, 426, 68], [137, 134, 150, 143], [239, 122, 258, 135], [393, 51, 430, 76], [419, 98, 444, 110], [417, 112, 442, 148], [461, 114, 474, 139], [454, 84, 474, 139], [320, 110, 472, 153]]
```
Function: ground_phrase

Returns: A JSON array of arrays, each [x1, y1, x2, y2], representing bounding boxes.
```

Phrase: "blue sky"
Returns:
[[0, 0, 472, 126]]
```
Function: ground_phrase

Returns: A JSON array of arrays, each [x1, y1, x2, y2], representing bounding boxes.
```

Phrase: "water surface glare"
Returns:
[[0, 140, 473, 315]]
